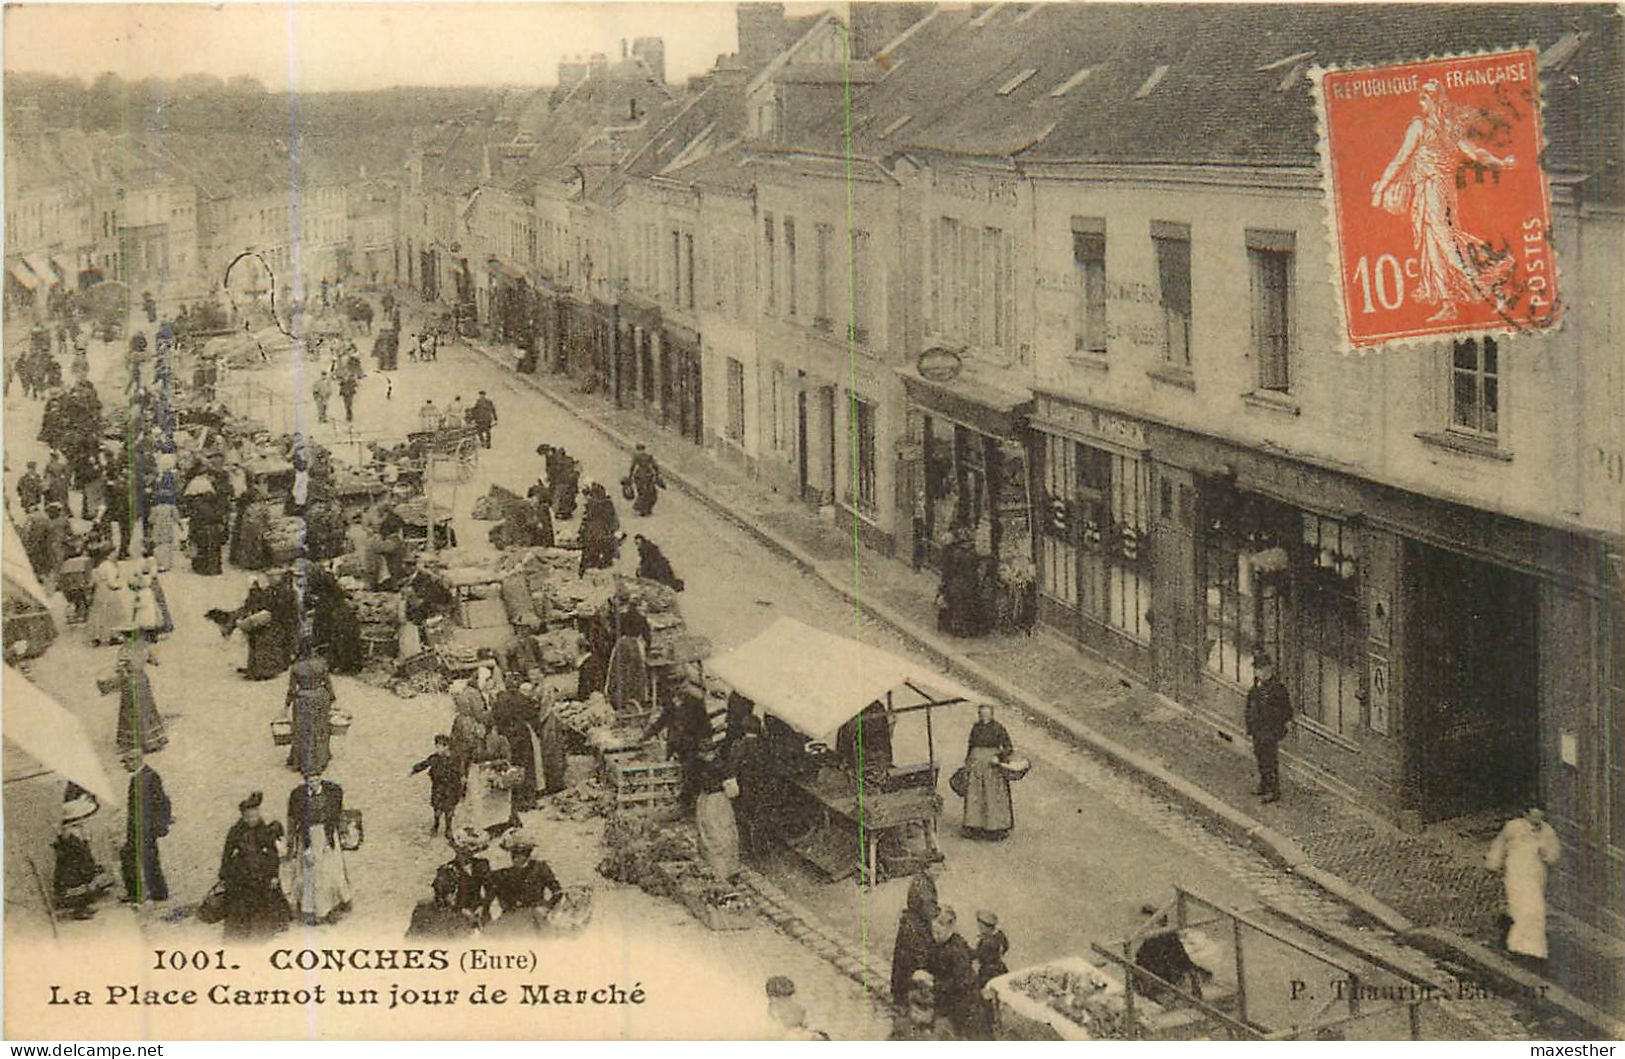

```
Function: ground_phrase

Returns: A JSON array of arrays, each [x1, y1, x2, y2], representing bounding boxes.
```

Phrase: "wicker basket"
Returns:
[[329, 710, 353, 736], [270, 718, 293, 746]]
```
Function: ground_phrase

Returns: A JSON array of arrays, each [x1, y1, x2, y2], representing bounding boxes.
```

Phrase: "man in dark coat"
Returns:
[[406, 865, 476, 938], [218, 791, 290, 940], [16, 461, 44, 511], [726, 714, 773, 859], [469, 390, 498, 449], [1243, 650, 1293, 803], [578, 482, 619, 574], [120, 752, 172, 904]]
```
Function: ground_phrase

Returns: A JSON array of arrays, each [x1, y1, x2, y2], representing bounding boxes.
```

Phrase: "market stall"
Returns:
[[708, 617, 978, 884], [990, 886, 1449, 1040]]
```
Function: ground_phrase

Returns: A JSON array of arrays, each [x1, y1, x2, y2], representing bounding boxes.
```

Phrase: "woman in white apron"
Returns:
[[87, 551, 133, 647], [284, 774, 353, 925]]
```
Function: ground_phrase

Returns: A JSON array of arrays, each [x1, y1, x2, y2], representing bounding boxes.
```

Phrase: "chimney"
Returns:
[[631, 37, 666, 85], [736, 3, 787, 71], [710, 55, 750, 139], [849, 3, 929, 60]]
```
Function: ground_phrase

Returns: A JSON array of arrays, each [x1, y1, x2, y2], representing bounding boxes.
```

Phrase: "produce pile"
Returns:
[[1009, 966, 1127, 1038], [554, 692, 615, 732], [595, 818, 755, 929], [534, 777, 605, 822], [266, 516, 306, 565]]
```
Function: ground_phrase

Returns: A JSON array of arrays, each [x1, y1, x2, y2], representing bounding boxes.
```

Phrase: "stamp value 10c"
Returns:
[[1315, 48, 1560, 350]]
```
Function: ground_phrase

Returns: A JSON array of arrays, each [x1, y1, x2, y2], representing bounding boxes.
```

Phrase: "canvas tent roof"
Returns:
[[707, 618, 979, 742], [3, 666, 117, 802]]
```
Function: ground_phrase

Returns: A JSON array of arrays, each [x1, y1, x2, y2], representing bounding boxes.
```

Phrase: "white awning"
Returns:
[[707, 617, 979, 742], [3, 665, 118, 802], [8, 261, 39, 291], [24, 253, 58, 287]]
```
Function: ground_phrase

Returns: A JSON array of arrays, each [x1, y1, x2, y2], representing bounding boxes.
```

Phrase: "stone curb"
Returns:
[[1403, 927, 1625, 1041], [474, 346, 1592, 1032]]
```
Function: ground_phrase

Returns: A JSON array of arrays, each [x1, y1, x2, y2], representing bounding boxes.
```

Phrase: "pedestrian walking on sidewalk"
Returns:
[[1244, 650, 1292, 803], [1487, 807, 1561, 962], [625, 444, 664, 516], [470, 390, 497, 449]]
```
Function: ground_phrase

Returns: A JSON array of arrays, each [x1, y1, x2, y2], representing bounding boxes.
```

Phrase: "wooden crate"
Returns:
[[606, 759, 682, 821]]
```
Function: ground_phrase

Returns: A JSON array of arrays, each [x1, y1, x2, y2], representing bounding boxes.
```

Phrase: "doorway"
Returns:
[[797, 389, 810, 499], [1407, 542, 1540, 820]]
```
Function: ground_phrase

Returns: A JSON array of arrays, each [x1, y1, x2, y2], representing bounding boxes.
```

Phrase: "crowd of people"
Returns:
[[10, 283, 1034, 1040]]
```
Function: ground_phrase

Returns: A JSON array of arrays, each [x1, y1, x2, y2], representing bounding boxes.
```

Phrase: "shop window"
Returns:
[[726, 358, 746, 443], [1039, 435, 1079, 606], [1203, 492, 1294, 687], [1296, 515, 1361, 735], [1450, 336, 1499, 437], [1037, 437, 1150, 642], [1072, 218, 1107, 356], [784, 218, 798, 317], [1154, 222, 1192, 369], [1249, 231, 1295, 392], [852, 396, 878, 513], [763, 214, 776, 312]]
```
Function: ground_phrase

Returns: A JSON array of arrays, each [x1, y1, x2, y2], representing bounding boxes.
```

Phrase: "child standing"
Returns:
[[974, 909, 1010, 987], [410, 735, 466, 836]]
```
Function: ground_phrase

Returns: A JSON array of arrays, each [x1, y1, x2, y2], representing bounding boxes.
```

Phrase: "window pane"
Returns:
[[1453, 338, 1478, 370], [1483, 378, 1499, 434], [1483, 337, 1498, 375], [1453, 371, 1479, 429]]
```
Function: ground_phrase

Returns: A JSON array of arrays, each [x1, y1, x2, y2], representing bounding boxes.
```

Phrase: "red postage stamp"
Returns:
[[1314, 49, 1559, 349]]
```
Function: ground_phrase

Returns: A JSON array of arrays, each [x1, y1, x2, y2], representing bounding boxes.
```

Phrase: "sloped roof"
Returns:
[[791, 3, 1620, 201]]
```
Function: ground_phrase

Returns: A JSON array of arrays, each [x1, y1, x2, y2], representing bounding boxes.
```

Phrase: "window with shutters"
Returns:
[[1154, 223, 1192, 368], [726, 358, 746, 442], [1249, 230, 1295, 392], [815, 223, 832, 329], [784, 218, 798, 317], [1072, 218, 1107, 356], [671, 229, 682, 306], [770, 362, 787, 451], [763, 214, 776, 312], [685, 233, 696, 311]]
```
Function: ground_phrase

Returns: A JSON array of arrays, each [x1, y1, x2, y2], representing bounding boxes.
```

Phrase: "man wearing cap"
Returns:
[[218, 791, 290, 940], [1243, 650, 1293, 804], [765, 976, 828, 1040]]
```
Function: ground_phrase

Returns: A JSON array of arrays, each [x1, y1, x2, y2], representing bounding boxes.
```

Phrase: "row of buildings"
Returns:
[[398, 3, 1624, 944], [4, 123, 377, 320]]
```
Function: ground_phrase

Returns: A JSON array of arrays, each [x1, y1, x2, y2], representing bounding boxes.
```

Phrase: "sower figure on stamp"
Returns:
[[1244, 650, 1293, 804]]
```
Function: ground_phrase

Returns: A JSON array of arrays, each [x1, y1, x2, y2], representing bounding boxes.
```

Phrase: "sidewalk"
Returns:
[[466, 342, 1623, 1036]]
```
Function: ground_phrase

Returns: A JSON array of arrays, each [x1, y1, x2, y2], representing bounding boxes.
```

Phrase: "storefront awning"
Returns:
[[708, 617, 980, 743], [901, 363, 1034, 439], [3, 665, 118, 802], [8, 261, 39, 291], [24, 254, 58, 287]]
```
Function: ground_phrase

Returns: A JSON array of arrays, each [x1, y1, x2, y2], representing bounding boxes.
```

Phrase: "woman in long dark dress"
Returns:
[[285, 655, 336, 774], [240, 576, 295, 681], [218, 792, 291, 940], [231, 485, 274, 570], [184, 476, 228, 576], [961, 704, 1015, 840], [577, 482, 619, 574]]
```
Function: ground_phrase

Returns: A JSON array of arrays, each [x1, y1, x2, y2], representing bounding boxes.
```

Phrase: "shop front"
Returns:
[[901, 361, 1036, 637], [660, 323, 704, 447], [1031, 393, 1154, 674], [618, 296, 662, 413]]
